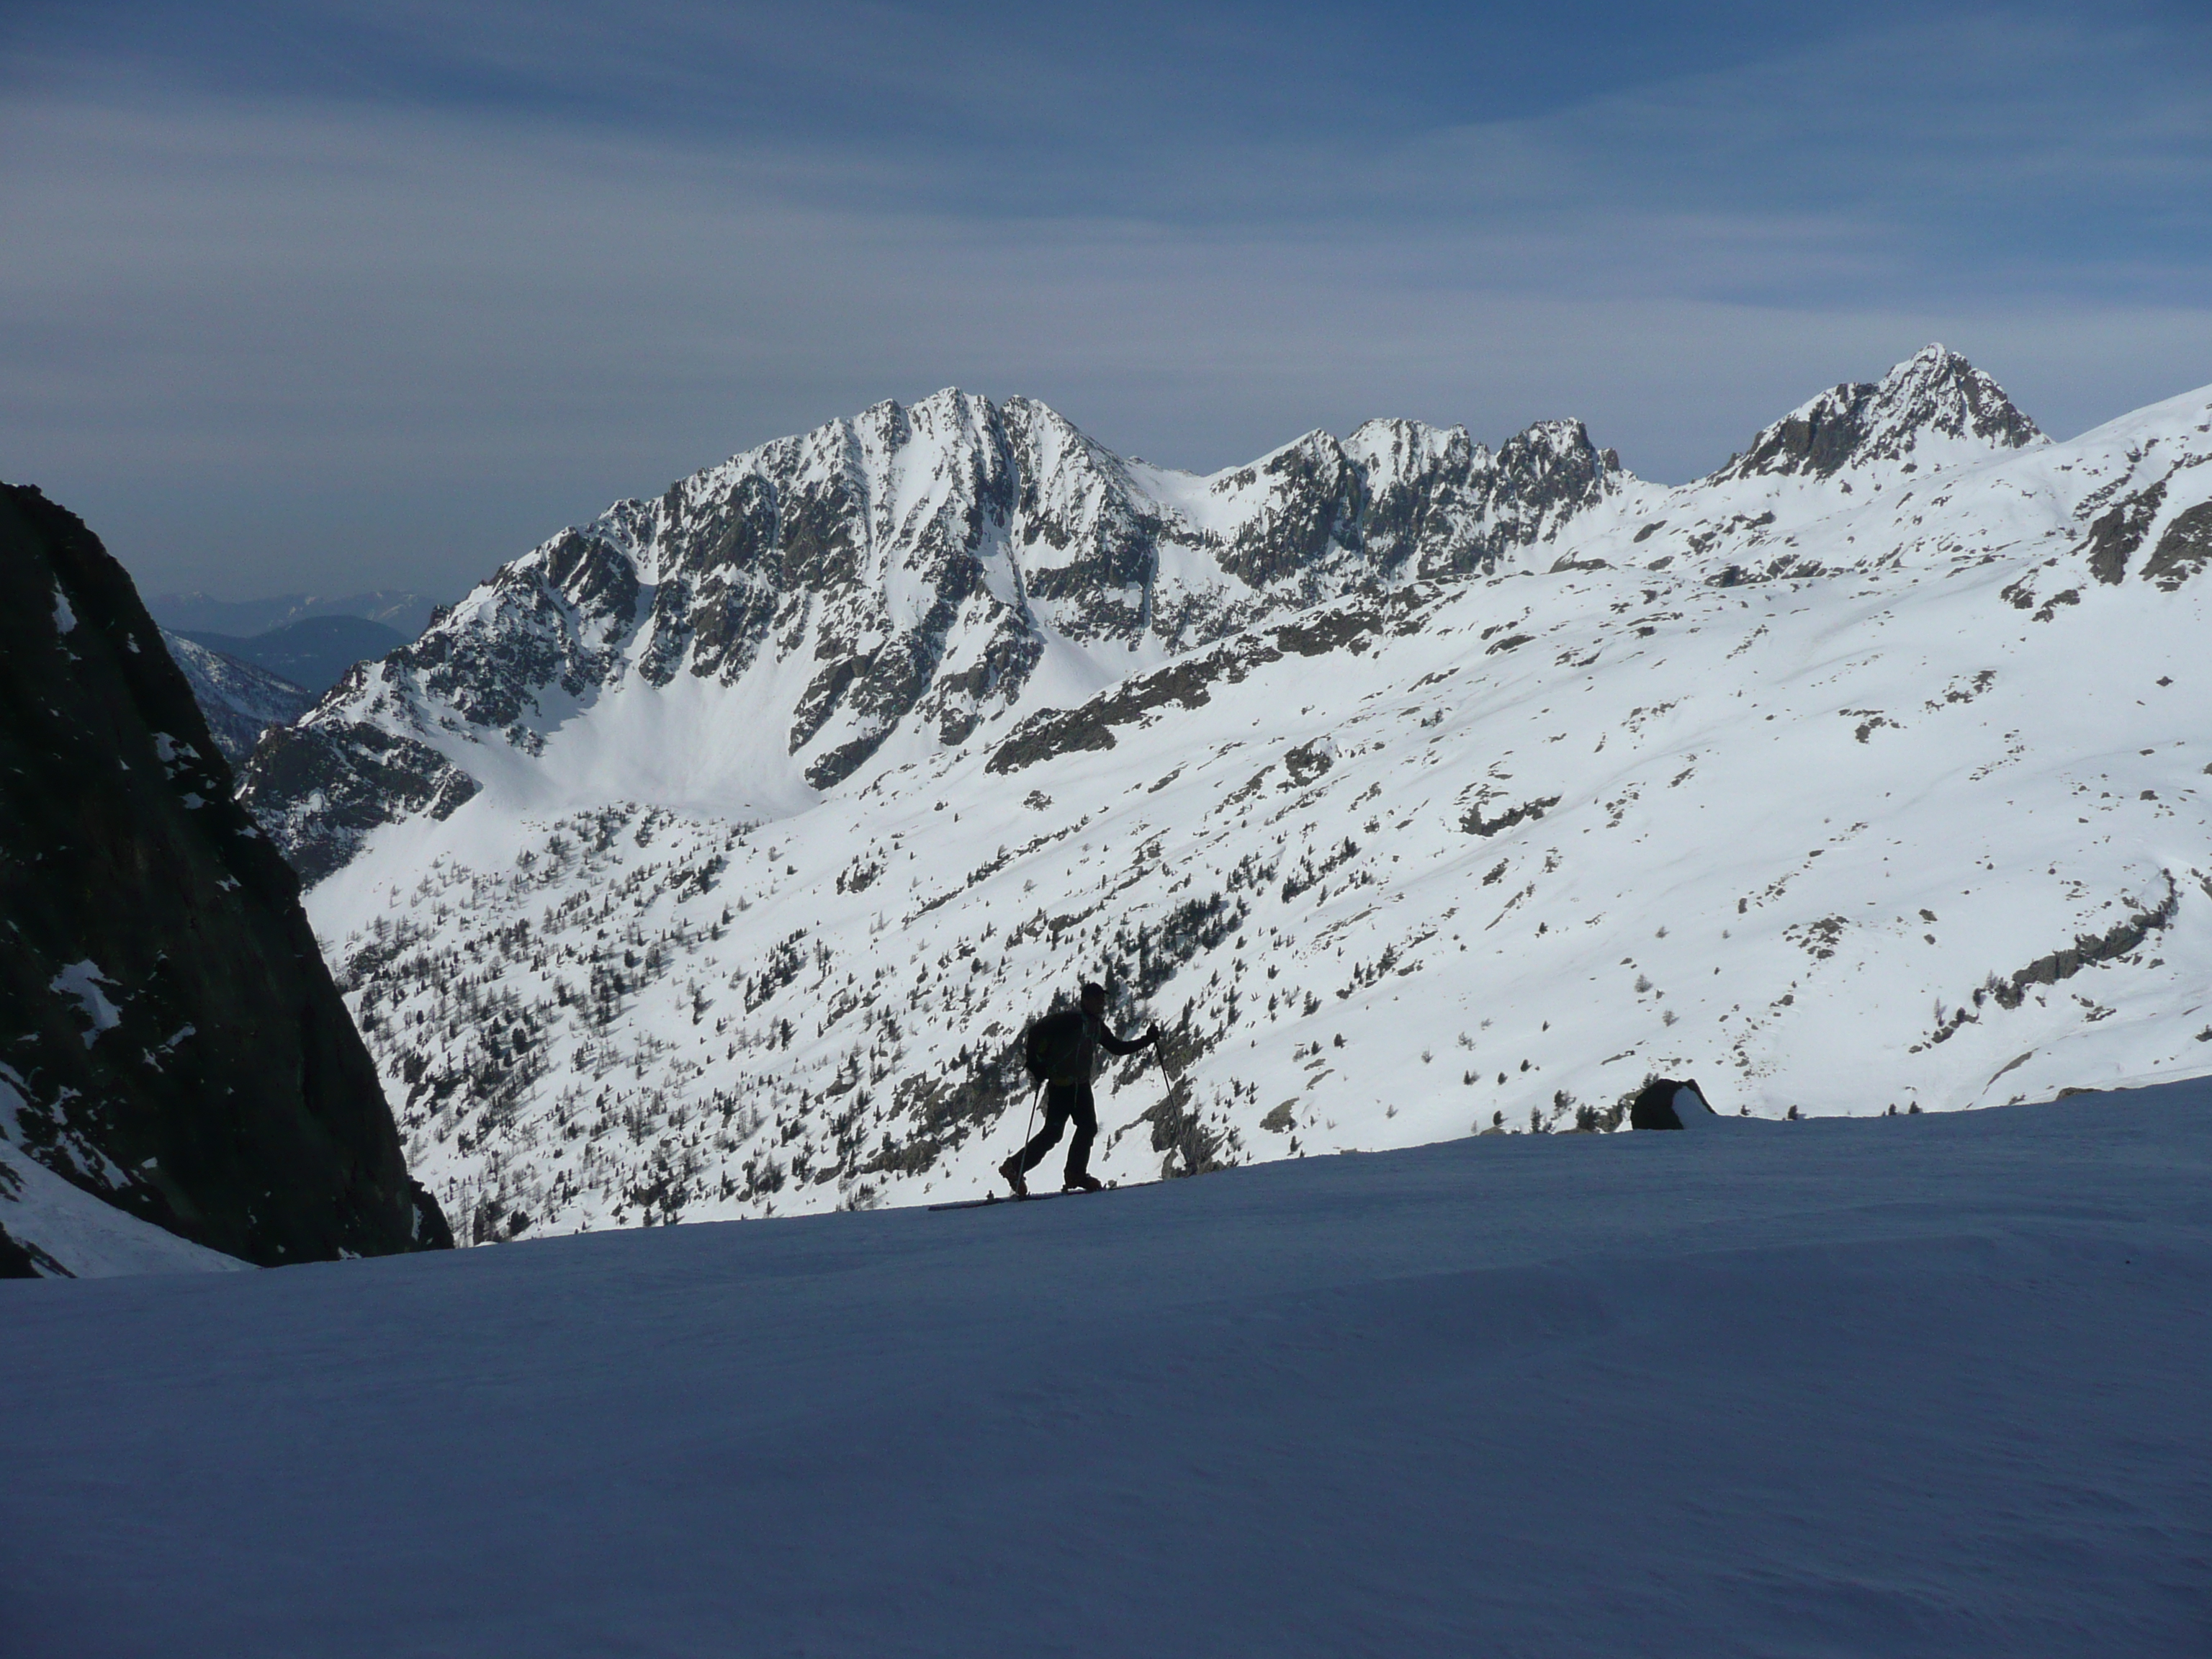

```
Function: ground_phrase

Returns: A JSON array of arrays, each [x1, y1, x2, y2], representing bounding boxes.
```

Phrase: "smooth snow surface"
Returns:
[[6, 1085, 2207, 1656], [0, 1141, 248, 1277]]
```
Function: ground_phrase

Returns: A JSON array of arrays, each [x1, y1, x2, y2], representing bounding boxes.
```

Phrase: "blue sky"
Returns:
[[4, 1, 2209, 597]]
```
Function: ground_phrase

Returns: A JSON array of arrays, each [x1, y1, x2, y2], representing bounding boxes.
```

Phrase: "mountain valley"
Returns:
[[231, 349, 2212, 1242]]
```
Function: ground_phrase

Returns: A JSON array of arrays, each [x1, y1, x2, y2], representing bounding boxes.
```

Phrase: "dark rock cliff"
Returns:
[[0, 483, 450, 1269]]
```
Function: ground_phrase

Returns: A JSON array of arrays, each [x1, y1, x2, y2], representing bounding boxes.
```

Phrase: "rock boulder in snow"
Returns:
[[1628, 1078, 1717, 1130]]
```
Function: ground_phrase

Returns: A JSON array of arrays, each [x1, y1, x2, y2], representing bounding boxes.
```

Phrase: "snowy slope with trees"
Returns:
[[5, 1084, 2208, 1655], [157, 628, 312, 763], [243, 349, 2212, 1242]]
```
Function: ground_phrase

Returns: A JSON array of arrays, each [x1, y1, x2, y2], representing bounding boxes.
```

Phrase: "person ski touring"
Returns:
[[1002, 982, 1159, 1195]]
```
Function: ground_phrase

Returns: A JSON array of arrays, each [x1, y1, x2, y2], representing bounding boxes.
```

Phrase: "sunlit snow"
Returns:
[[267, 354, 2212, 1244]]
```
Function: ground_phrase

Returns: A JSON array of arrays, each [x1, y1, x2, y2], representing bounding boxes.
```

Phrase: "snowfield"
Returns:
[[271, 351, 2212, 1243], [0, 1139, 247, 1277], [5, 1082, 2207, 1655]]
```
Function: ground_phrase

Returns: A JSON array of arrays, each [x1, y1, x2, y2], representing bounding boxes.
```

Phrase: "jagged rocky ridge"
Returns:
[[0, 484, 451, 1272], [269, 346, 2212, 1241], [242, 395, 1630, 881]]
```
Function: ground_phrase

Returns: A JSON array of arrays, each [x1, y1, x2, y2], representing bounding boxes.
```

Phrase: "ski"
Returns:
[[927, 1181, 1127, 1213]]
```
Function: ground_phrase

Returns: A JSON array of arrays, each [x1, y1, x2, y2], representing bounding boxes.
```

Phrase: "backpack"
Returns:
[[1023, 1008, 1087, 1087]]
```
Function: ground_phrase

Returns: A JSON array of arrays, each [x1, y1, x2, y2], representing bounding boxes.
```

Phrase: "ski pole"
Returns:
[[1012, 1077, 1044, 1182], [1154, 1040, 1209, 1175], [1155, 1042, 1182, 1092]]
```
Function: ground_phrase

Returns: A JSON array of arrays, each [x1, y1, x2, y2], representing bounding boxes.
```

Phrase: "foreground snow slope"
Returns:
[[6, 1083, 2207, 1656]]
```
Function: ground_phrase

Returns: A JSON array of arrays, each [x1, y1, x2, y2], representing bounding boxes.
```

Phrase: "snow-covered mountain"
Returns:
[[158, 629, 312, 763], [245, 346, 2212, 1242], [241, 393, 1628, 882]]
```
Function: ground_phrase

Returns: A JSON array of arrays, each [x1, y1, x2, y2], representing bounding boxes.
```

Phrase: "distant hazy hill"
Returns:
[[149, 589, 441, 640], [177, 614, 409, 694], [157, 629, 312, 763]]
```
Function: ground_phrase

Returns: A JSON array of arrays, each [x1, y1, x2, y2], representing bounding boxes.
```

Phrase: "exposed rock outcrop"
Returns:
[[0, 483, 450, 1269], [2142, 500, 2212, 591], [1628, 1078, 1716, 1130], [1718, 346, 2043, 480], [2086, 480, 2167, 585], [240, 392, 1635, 881]]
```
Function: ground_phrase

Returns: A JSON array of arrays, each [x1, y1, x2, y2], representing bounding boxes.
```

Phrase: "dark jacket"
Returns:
[[1033, 1007, 1151, 1087]]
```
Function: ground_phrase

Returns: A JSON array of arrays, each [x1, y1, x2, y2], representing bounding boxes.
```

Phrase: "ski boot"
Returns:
[[1062, 1172, 1104, 1194], [998, 1154, 1028, 1197]]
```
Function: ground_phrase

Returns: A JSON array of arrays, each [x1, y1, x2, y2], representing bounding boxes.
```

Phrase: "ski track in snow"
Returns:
[[279, 361, 2212, 1242], [4, 1086, 2208, 1655]]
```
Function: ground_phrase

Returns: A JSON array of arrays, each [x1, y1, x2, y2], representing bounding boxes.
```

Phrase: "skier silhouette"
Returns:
[[1002, 982, 1158, 1195]]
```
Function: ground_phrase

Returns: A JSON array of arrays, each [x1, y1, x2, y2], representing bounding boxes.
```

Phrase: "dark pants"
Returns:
[[1016, 1082, 1096, 1181]]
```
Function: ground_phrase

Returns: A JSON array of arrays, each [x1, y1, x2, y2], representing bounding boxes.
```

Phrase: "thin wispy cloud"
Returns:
[[2, 1, 2208, 594]]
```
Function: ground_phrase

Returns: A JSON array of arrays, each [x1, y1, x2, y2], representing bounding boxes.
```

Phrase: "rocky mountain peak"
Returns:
[[241, 391, 1647, 882], [233, 387, 1671, 884], [1719, 345, 2044, 482], [281, 357, 2212, 1244], [1493, 416, 1616, 511], [1344, 416, 1474, 477]]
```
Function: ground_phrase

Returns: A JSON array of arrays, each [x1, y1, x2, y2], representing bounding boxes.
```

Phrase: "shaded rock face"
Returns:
[[0, 1214, 42, 1277], [1344, 417, 1619, 579], [2142, 500, 2212, 591], [2086, 480, 2167, 585], [239, 391, 1634, 881], [0, 484, 450, 1266], [241, 711, 482, 888]]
